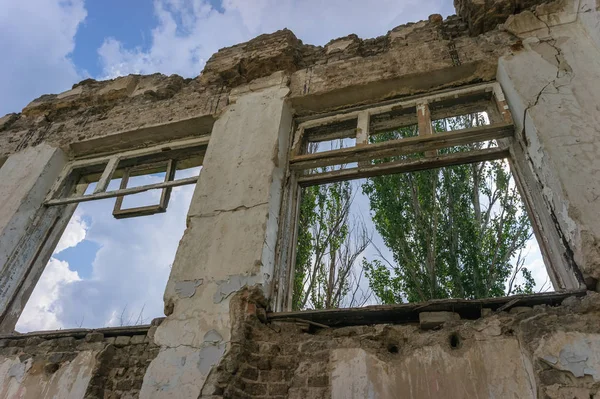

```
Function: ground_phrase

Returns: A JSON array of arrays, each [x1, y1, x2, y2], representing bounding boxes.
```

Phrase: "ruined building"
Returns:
[[0, 0, 599, 397]]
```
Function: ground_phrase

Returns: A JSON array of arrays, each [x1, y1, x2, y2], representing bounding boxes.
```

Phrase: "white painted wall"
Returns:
[[0, 351, 95, 399]]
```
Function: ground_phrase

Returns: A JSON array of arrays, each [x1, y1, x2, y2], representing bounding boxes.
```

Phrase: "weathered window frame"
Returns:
[[0, 136, 209, 332], [272, 82, 582, 312], [44, 136, 208, 212]]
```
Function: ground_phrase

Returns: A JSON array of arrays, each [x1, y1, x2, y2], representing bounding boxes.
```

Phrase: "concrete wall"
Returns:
[[327, 296, 600, 399], [0, 144, 70, 333], [0, 144, 65, 270], [0, 351, 95, 399], [140, 73, 292, 399], [498, 0, 600, 286]]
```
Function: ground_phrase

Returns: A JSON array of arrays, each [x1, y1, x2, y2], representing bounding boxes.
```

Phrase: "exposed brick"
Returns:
[[239, 365, 259, 381], [48, 352, 70, 363], [271, 355, 295, 369], [291, 375, 307, 388], [243, 381, 268, 396], [260, 369, 284, 382], [310, 350, 329, 362], [299, 340, 329, 353], [256, 356, 271, 370], [25, 337, 44, 346], [308, 375, 329, 388], [259, 342, 281, 355], [268, 382, 290, 396], [288, 387, 309, 399], [115, 379, 133, 390], [280, 343, 299, 355]]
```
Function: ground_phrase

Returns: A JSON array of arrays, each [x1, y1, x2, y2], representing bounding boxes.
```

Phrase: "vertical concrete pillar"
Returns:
[[141, 74, 292, 398], [0, 144, 67, 331], [497, 0, 600, 287]]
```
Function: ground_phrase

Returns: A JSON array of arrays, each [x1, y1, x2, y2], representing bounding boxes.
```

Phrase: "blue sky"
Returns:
[[4, 0, 550, 332], [0, 0, 456, 116], [70, 0, 225, 77]]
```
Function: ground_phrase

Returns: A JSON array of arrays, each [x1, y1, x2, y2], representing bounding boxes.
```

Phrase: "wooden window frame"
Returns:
[[271, 82, 581, 312], [44, 136, 208, 217], [112, 159, 176, 219], [290, 82, 511, 185]]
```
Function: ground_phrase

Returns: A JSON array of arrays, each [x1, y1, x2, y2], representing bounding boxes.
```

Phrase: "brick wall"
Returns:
[[0, 323, 160, 399], [201, 290, 600, 398]]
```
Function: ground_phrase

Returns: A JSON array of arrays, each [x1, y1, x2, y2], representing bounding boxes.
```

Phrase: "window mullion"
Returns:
[[93, 156, 120, 194], [356, 111, 370, 167], [417, 101, 437, 158]]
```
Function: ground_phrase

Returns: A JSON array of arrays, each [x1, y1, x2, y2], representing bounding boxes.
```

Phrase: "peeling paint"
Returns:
[[543, 347, 600, 380], [197, 343, 227, 375], [536, 331, 600, 382], [7, 359, 29, 383], [174, 279, 203, 298], [204, 330, 223, 343], [213, 275, 261, 303]]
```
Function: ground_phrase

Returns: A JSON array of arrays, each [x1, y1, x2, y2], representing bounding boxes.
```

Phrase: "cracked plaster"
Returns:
[[498, 0, 600, 284], [536, 331, 600, 381]]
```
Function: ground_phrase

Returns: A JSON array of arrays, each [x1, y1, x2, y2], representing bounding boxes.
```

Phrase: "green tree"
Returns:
[[362, 114, 535, 303], [293, 180, 371, 310], [293, 142, 371, 310]]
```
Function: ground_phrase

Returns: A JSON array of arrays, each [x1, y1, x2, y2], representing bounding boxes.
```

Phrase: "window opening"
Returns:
[[113, 160, 175, 219], [283, 83, 562, 311], [15, 138, 206, 332], [293, 162, 550, 310]]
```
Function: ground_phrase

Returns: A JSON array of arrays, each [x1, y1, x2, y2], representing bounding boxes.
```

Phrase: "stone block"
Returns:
[[48, 352, 69, 363], [509, 306, 533, 315], [85, 332, 104, 343], [114, 336, 131, 347], [130, 335, 146, 345], [419, 311, 460, 330], [24, 337, 44, 346]]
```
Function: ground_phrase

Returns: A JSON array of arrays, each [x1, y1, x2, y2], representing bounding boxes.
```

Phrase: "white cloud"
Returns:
[[98, 0, 454, 79], [54, 212, 88, 254], [16, 181, 196, 332], [16, 258, 81, 332], [0, 0, 86, 115], [16, 210, 88, 332]]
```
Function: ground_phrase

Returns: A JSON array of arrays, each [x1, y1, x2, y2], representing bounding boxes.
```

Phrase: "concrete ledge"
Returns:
[[0, 319, 166, 340], [268, 289, 587, 327]]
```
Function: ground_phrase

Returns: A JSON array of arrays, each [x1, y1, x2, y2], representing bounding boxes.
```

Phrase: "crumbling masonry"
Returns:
[[0, 0, 600, 397]]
